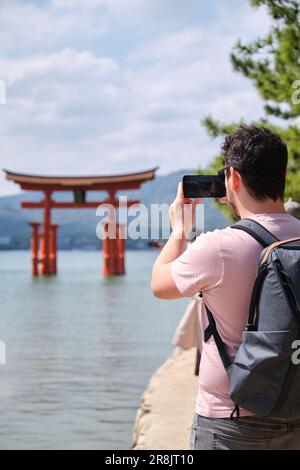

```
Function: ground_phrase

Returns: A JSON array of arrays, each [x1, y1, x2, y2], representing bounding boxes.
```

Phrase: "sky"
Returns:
[[0, 0, 271, 195]]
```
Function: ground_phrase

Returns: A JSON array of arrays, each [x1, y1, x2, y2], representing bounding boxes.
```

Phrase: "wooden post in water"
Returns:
[[102, 191, 125, 277], [103, 222, 110, 277], [102, 222, 126, 276], [30, 222, 40, 276], [40, 190, 52, 275], [117, 224, 125, 275], [49, 224, 58, 275]]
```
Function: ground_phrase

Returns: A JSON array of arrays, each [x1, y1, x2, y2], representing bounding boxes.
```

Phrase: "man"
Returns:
[[151, 126, 300, 450]]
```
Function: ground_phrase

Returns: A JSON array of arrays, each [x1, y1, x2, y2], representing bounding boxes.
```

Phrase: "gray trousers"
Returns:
[[190, 413, 300, 450]]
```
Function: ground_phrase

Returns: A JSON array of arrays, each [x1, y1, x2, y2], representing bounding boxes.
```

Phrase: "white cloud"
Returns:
[[1, 49, 118, 85], [51, 0, 148, 11], [1, 48, 121, 140], [128, 28, 229, 63], [0, 0, 272, 196], [210, 90, 263, 122], [51, 0, 205, 23], [0, 0, 108, 54]]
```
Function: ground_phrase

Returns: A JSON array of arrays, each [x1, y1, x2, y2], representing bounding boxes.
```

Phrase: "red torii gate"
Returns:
[[4, 168, 157, 277]]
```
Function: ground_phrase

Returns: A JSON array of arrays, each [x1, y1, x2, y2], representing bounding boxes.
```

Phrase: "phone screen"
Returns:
[[183, 175, 226, 198]]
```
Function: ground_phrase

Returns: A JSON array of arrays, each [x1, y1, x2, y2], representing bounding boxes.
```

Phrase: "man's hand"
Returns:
[[169, 182, 201, 238]]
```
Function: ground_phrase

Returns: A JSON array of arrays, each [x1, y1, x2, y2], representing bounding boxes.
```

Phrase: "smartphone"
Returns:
[[182, 174, 226, 198]]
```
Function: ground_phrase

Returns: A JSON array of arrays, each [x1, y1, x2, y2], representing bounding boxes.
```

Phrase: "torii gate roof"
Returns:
[[4, 167, 158, 191]]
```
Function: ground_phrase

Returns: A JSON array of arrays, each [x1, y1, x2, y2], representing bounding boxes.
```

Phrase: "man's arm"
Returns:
[[151, 183, 201, 299], [151, 231, 186, 299]]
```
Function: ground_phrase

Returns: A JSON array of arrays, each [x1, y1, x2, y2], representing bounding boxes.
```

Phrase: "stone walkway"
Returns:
[[130, 348, 198, 450]]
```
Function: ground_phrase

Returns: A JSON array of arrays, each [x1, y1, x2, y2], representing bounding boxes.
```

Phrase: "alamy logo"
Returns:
[[0, 80, 6, 104], [292, 80, 300, 105], [0, 340, 6, 365], [95, 196, 205, 241], [292, 340, 300, 365]]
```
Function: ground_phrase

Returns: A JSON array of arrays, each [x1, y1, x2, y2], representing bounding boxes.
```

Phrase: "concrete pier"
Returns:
[[131, 348, 198, 450]]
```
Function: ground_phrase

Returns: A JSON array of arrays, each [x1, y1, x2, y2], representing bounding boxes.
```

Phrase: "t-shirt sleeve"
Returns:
[[171, 230, 224, 297]]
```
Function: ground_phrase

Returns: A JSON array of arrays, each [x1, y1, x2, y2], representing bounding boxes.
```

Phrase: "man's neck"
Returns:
[[238, 199, 286, 219]]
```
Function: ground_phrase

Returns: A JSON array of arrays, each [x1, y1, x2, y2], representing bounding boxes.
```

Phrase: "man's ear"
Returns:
[[230, 167, 241, 191]]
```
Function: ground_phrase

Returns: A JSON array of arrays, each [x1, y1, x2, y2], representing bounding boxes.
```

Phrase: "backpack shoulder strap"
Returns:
[[231, 218, 279, 248], [204, 304, 232, 372]]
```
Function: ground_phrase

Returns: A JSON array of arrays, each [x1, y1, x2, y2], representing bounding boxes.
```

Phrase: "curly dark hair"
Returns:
[[221, 126, 288, 201]]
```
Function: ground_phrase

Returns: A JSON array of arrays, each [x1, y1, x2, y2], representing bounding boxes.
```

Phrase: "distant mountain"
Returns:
[[0, 169, 230, 250]]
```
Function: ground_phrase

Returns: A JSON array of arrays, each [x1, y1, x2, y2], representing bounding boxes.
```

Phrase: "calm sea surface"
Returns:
[[0, 250, 188, 449]]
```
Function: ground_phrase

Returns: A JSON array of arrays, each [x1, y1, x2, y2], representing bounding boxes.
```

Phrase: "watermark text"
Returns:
[[0, 80, 6, 104], [0, 340, 6, 365]]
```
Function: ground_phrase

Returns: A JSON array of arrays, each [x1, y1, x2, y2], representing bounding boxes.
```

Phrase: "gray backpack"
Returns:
[[204, 218, 300, 420]]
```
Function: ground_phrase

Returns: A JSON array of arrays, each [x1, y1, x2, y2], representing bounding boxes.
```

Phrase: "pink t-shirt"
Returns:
[[171, 213, 300, 418]]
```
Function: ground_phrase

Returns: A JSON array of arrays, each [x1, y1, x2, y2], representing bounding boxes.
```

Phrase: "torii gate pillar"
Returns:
[[103, 223, 125, 277], [40, 190, 52, 275]]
